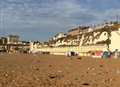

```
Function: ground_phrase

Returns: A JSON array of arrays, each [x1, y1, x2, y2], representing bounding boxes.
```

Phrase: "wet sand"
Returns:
[[0, 53, 120, 87]]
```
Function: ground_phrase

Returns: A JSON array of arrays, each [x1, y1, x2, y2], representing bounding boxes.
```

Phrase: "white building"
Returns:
[[78, 23, 120, 51], [52, 32, 66, 40], [110, 28, 120, 51], [30, 22, 120, 55]]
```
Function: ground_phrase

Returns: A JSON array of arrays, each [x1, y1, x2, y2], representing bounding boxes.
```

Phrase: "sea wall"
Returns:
[[34, 45, 107, 56]]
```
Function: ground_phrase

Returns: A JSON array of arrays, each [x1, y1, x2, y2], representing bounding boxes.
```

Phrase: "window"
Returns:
[[104, 33, 107, 36]]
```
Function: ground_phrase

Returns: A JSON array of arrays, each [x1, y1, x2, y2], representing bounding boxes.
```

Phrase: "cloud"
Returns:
[[0, 0, 120, 40]]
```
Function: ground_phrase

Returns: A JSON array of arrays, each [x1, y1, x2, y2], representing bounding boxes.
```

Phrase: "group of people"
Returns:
[[91, 49, 120, 59]]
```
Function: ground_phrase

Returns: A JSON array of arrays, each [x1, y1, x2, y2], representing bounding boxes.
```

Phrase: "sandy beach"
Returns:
[[0, 54, 120, 87]]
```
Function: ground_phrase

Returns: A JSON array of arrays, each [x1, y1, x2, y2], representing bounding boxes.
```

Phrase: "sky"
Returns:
[[0, 0, 120, 41]]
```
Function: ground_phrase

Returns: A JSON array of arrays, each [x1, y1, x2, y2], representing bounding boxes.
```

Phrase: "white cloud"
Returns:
[[0, 0, 120, 40]]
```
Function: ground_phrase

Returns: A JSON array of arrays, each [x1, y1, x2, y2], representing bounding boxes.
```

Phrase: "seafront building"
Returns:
[[30, 21, 120, 55], [0, 35, 30, 53], [7, 35, 20, 44]]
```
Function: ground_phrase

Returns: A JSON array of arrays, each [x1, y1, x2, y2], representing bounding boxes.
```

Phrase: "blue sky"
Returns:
[[0, 0, 120, 41]]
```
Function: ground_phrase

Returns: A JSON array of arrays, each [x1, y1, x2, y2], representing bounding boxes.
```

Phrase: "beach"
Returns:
[[0, 54, 119, 87]]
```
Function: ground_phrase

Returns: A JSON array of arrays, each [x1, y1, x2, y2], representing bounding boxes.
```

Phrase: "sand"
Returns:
[[0, 53, 120, 87]]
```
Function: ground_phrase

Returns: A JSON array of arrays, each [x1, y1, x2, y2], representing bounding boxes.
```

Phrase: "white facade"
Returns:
[[110, 28, 120, 51]]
